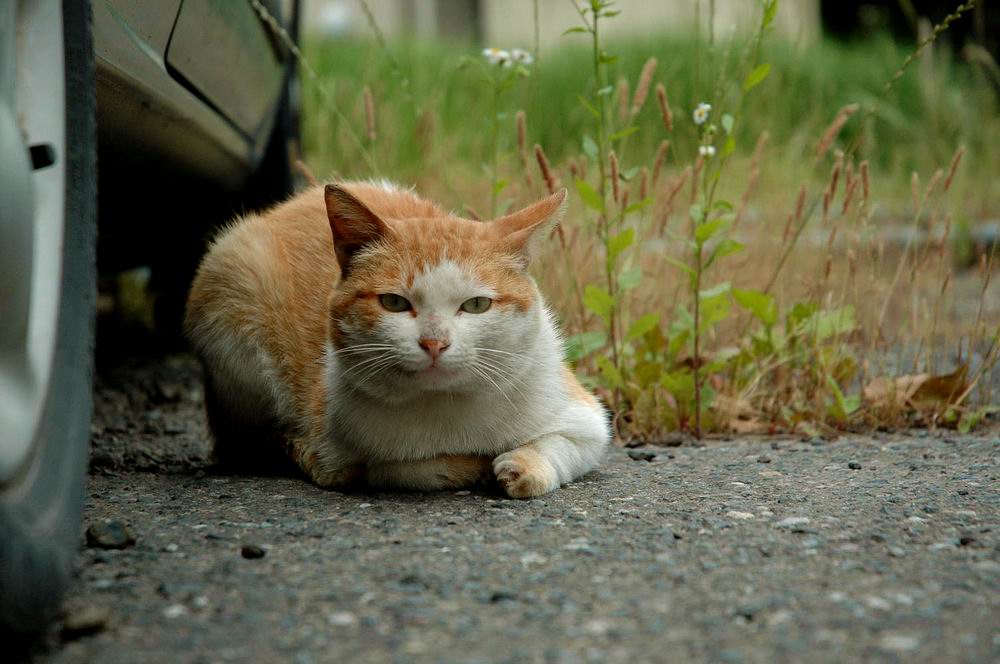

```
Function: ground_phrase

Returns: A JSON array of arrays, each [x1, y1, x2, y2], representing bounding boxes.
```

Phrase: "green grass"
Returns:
[[299, 18, 999, 438], [303, 31, 999, 216]]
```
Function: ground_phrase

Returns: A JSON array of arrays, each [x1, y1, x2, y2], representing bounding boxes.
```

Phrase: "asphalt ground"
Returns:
[[25, 350, 1000, 664]]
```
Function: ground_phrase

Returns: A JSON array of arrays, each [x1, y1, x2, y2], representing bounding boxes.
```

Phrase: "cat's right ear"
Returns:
[[325, 184, 388, 276]]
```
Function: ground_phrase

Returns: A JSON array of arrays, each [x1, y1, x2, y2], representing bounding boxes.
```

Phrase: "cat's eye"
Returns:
[[378, 293, 412, 312], [460, 296, 492, 314]]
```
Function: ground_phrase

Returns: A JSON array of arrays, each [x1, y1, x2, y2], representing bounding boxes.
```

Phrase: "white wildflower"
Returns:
[[510, 48, 534, 66], [699, 145, 717, 158], [693, 102, 712, 125], [482, 47, 510, 67]]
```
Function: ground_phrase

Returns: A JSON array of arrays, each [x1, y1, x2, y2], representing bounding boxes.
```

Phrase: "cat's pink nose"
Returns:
[[418, 338, 450, 360]]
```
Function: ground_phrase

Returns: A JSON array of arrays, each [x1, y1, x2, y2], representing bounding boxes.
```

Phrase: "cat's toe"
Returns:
[[493, 449, 558, 499]]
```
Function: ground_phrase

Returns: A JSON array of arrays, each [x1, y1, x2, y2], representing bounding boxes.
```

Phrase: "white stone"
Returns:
[[162, 604, 187, 619], [726, 511, 756, 520], [775, 517, 811, 528], [879, 634, 920, 652], [865, 596, 892, 611], [328, 611, 359, 627]]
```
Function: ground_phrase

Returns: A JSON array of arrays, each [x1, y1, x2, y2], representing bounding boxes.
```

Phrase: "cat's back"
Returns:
[[187, 181, 443, 330]]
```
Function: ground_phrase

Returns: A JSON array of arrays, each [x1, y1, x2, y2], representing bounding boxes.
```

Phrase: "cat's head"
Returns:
[[325, 183, 566, 401]]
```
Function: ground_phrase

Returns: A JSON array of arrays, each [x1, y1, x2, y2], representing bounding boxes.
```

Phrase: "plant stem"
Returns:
[[489, 82, 501, 217], [692, 240, 704, 438], [590, 9, 620, 379]]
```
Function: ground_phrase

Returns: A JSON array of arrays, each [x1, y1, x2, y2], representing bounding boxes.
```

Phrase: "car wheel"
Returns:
[[0, 0, 96, 639]]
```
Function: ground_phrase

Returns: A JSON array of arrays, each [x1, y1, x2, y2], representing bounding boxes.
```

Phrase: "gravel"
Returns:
[[24, 352, 1000, 663]]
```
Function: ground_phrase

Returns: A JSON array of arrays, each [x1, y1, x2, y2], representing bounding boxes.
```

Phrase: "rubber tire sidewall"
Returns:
[[0, 0, 96, 639]]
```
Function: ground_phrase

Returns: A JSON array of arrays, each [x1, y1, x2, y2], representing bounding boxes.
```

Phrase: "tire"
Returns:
[[0, 0, 97, 640]]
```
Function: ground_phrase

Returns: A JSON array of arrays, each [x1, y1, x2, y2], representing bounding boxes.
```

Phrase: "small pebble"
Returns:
[[627, 449, 657, 462], [162, 604, 187, 619], [85, 520, 136, 550], [775, 517, 811, 529], [757, 455, 771, 464], [848, 462, 862, 470], [879, 634, 920, 652], [726, 511, 756, 521], [241, 544, 266, 559], [61, 606, 110, 639], [328, 611, 358, 627]]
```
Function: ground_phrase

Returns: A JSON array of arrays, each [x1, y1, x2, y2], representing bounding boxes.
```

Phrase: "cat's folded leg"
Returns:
[[292, 436, 367, 490], [367, 455, 493, 491], [494, 427, 608, 499]]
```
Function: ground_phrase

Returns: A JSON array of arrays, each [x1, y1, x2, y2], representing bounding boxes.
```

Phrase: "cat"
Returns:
[[184, 181, 610, 498]]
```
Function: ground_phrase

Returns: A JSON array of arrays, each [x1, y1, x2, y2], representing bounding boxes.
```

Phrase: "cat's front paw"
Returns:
[[493, 447, 559, 499], [309, 463, 367, 491]]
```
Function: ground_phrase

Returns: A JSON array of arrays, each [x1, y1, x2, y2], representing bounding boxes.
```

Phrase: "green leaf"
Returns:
[[607, 227, 635, 261], [699, 290, 732, 328], [583, 284, 615, 323], [665, 257, 696, 284], [721, 113, 735, 135], [578, 95, 600, 120], [602, 9, 621, 17], [722, 135, 736, 157], [733, 288, 777, 327], [582, 135, 599, 159], [618, 265, 642, 290], [609, 126, 639, 141], [762, 0, 779, 29], [743, 63, 771, 92], [564, 330, 606, 362], [492, 178, 508, 195], [623, 197, 653, 215], [688, 203, 705, 224], [958, 406, 1000, 433], [803, 306, 856, 340], [712, 199, 734, 212], [699, 281, 731, 300], [562, 26, 589, 35], [597, 85, 614, 97], [575, 178, 605, 212], [826, 375, 860, 421], [627, 313, 660, 340], [695, 218, 728, 243], [621, 166, 640, 180], [599, 51, 619, 65], [661, 370, 695, 401], [706, 238, 745, 267], [596, 354, 624, 389]]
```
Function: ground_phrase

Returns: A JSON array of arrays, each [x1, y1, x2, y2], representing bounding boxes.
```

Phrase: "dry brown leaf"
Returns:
[[714, 394, 767, 434], [864, 364, 970, 411], [863, 374, 929, 409], [911, 364, 969, 410]]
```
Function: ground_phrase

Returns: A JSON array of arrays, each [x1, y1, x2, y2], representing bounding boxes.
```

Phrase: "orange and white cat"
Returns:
[[184, 181, 609, 498]]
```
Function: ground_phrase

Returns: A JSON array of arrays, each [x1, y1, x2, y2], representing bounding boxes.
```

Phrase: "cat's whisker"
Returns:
[[467, 362, 521, 417], [341, 356, 400, 396], [476, 357, 528, 391], [338, 352, 398, 381], [333, 344, 397, 356], [474, 347, 540, 364]]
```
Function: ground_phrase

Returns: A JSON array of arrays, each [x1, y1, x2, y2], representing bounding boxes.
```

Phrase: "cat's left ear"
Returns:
[[325, 184, 389, 276], [492, 188, 567, 266]]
